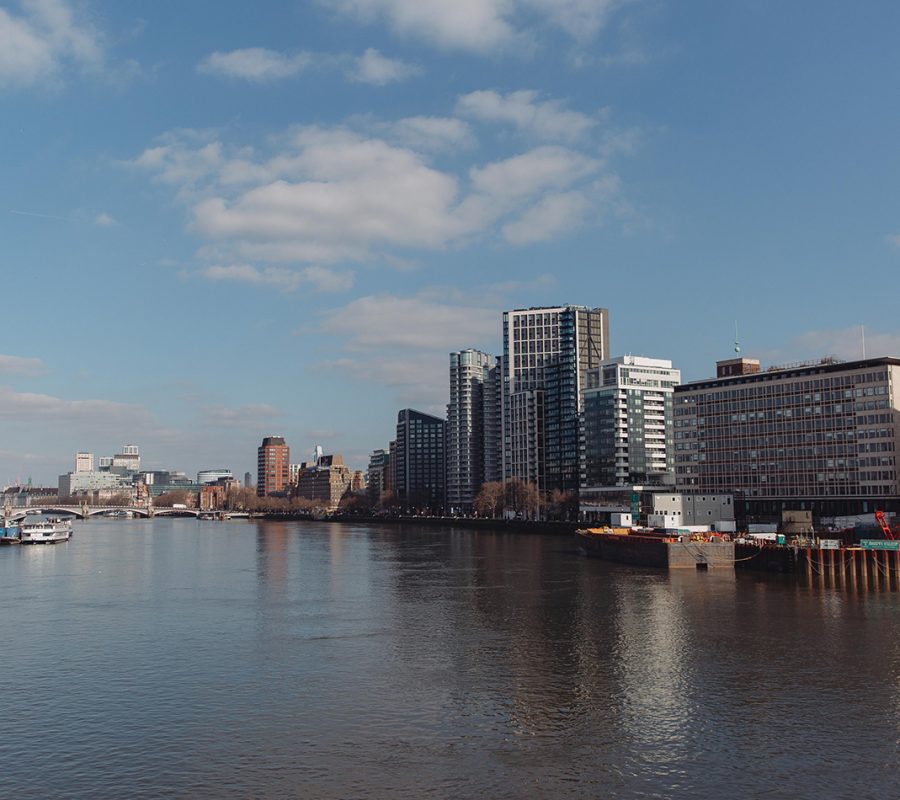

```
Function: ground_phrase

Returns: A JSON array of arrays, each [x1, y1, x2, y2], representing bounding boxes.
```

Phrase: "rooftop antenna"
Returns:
[[861, 325, 866, 359], [734, 320, 741, 355]]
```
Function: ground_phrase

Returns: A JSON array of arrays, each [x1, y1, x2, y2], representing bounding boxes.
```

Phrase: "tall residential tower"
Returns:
[[257, 436, 290, 497], [447, 349, 494, 510], [501, 306, 609, 493]]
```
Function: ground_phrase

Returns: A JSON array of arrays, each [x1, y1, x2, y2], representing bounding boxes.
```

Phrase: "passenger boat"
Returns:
[[20, 517, 73, 544]]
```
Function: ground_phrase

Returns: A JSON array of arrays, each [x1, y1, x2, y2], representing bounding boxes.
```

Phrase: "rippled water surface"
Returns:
[[2, 519, 899, 798]]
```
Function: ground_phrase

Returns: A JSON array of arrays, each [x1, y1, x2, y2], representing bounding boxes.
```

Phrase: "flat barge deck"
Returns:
[[577, 529, 734, 570]]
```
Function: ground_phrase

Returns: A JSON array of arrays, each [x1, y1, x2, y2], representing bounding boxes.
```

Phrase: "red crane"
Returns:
[[874, 511, 896, 541]]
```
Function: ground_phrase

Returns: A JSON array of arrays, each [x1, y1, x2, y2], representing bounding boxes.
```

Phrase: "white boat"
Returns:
[[20, 517, 73, 544]]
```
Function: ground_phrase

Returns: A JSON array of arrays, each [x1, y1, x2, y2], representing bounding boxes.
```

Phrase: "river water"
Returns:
[[1, 518, 898, 799]]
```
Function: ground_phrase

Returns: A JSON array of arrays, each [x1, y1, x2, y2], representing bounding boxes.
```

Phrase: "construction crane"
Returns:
[[874, 511, 896, 541]]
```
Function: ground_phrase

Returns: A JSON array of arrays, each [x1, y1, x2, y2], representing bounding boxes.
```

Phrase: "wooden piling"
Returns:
[[850, 549, 857, 591]]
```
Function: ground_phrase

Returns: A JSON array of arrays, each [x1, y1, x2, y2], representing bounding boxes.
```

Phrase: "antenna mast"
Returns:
[[734, 321, 741, 355]]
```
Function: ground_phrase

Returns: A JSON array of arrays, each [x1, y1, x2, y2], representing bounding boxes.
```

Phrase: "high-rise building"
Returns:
[[257, 436, 290, 497], [244, 471, 252, 489], [674, 356, 900, 519], [501, 306, 609, 493], [582, 356, 681, 488], [367, 449, 391, 506], [394, 409, 446, 512], [75, 452, 94, 473], [447, 349, 494, 510], [482, 357, 503, 484]]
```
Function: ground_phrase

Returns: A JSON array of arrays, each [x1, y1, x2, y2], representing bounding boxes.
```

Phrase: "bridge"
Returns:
[[4, 506, 252, 521]]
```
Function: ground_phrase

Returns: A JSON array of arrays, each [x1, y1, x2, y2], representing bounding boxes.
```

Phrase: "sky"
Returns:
[[2, 0, 900, 485]]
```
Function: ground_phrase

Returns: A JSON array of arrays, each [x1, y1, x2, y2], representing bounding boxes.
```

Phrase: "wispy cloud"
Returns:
[[0, 0, 103, 88], [0, 354, 45, 377], [198, 47, 312, 81], [350, 48, 420, 84], [321, 0, 629, 52], [457, 89, 600, 141]]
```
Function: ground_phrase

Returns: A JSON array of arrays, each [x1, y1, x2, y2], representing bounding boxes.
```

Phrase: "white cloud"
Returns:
[[457, 89, 598, 141], [0, 0, 103, 87], [94, 211, 116, 227], [351, 47, 420, 84], [201, 263, 353, 292], [380, 115, 474, 151], [198, 47, 312, 81], [322, 293, 497, 351], [469, 145, 599, 199], [502, 190, 590, 245], [0, 354, 45, 376], [322, 0, 626, 52], [132, 103, 629, 281], [0, 385, 154, 428]]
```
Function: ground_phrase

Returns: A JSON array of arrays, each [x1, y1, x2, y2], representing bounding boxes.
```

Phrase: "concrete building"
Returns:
[[289, 463, 302, 486], [367, 449, 390, 506], [197, 469, 233, 485], [75, 452, 94, 473], [501, 306, 609, 494], [59, 470, 128, 497], [296, 453, 352, 510], [111, 444, 140, 474], [257, 436, 290, 497], [579, 485, 734, 529], [394, 409, 446, 512], [447, 349, 494, 511], [582, 356, 681, 488], [675, 356, 900, 520]]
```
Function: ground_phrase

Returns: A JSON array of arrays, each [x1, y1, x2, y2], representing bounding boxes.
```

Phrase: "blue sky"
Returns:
[[2, 0, 900, 484]]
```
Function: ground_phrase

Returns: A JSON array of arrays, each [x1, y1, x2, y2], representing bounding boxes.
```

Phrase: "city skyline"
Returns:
[[4, 1, 900, 484]]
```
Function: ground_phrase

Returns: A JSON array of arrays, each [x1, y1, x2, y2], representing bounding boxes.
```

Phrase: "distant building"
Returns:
[[296, 453, 352, 510], [244, 471, 252, 489], [59, 471, 127, 497], [367, 449, 390, 505], [351, 470, 366, 493], [394, 409, 446, 512], [257, 436, 290, 497], [447, 349, 493, 511], [582, 356, 681, 488], [75, 452, 94, 473], [197, 469, 233, 485], [111, 444, 140, 474], [289, 463, 302, 486], [2, 485, 59, 508], [199, 485, 227, 511], [675, 356, 900, 519], [501, 306, 609, 494]]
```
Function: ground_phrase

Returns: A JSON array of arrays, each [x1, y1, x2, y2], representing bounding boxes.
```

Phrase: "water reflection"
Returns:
[[2, 520, 900, 799]]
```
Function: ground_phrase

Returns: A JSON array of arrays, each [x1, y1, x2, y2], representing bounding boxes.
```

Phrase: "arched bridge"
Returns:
[[5, 506, 205, 521]]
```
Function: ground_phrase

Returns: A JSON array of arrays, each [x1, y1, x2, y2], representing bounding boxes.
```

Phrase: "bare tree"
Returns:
[[474, 481, 504, 518], [504, 479, 539, 519]]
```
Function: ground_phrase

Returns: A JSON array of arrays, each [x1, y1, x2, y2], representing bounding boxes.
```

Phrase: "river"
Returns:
[[1, 518, 897, 799]]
